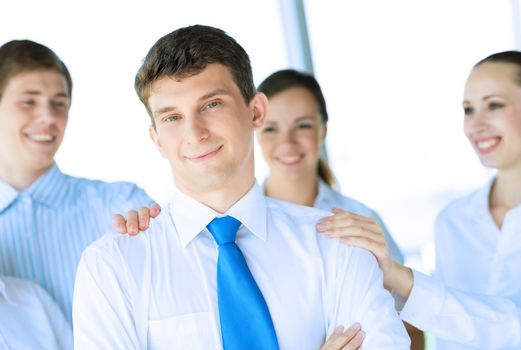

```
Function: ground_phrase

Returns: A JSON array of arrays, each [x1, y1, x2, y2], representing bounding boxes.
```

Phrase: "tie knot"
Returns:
[[207, 216, 241, 246]]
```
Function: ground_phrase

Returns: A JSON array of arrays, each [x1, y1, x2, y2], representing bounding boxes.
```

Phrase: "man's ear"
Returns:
[[149, 125, 166, 158], [250, 92, 268, 129]]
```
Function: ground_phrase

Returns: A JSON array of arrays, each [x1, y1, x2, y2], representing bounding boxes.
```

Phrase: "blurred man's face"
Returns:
[[0, 70, 70, 188]]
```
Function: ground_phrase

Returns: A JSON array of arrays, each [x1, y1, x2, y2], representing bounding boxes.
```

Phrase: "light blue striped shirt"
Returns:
[[0, 164, 153, 321]]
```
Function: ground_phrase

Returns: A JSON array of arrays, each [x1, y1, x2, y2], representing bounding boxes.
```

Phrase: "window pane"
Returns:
[[1, 0, 287, 204], [304, 0, 514, 270]]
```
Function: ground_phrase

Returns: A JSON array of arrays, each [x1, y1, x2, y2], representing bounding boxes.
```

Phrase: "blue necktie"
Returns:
[[207, 216, 279, 350]]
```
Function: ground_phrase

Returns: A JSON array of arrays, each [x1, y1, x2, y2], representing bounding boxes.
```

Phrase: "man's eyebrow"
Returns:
[[294, 116, 315, 122], [198, 88, 230, 102], [21, 90, 69, 98], [152, 88, 231, 117], [153, 106, 176, 117]]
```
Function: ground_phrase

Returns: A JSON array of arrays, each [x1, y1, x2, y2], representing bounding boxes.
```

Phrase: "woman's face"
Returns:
[[463, 62, 521, 172], [257, 87, 326, 181]]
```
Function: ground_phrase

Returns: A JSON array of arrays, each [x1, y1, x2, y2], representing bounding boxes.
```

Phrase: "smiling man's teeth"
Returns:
[[29, 134, 53, 142], [477, 139, 498, 150]]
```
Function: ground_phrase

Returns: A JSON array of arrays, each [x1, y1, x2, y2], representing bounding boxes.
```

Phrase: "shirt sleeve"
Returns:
[[330, 246, 410, 349], [32, 284, 73, 350], [73, 239, 144, 349], [400, 270, 521, 348]]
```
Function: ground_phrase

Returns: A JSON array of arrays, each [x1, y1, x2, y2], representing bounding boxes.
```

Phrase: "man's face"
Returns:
[[148, 64, 266, 198], [0, 70, 70, 185]]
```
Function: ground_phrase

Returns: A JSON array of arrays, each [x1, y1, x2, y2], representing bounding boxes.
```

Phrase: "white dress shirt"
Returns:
[[400, 179, 521, 349], [73, 182, 409, 349], [314, 180, 404, 263], [0, 277, 72, 350]]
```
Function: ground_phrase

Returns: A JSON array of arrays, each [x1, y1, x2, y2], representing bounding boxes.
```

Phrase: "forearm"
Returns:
[[400, 270, 521, 348], [383, 261, 413, 300]]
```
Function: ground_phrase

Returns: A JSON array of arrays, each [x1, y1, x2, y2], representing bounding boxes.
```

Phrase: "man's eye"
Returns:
[[165, 115, 179, 122], [21, 100, 35, 108], [52, 101, 68, 110], [297, 123, 312, 129], [203, 101, 221, 110], [463, 106, 473, 116]]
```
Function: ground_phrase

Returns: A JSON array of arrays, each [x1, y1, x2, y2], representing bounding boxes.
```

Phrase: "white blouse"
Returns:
[[401, 179, 521, 349]]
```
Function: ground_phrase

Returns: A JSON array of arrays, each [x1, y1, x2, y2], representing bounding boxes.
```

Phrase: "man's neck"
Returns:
[[0, 163, 50, 191], [264, 174, 318, 207], [177, 178, 256, 214]]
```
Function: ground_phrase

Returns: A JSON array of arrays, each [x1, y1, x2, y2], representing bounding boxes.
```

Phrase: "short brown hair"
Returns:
[[135, 25, 255, 124], [0, 40, 72, 101]]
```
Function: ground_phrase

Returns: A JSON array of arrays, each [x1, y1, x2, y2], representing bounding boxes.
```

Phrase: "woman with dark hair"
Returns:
[[324, 51, 521, 349], [257, 69, 427, 349], [256, 69, 403, 263]]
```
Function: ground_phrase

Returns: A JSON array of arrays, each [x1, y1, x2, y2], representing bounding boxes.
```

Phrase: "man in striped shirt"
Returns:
[[0, 39, 155, 323]]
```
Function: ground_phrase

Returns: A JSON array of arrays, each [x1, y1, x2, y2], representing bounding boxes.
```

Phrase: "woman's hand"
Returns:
[[316, 208, 413, 298], [317, 208, 393, 274]]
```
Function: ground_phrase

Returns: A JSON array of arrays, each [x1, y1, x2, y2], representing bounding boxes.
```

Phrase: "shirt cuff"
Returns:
[[399, 270, 444, 324]]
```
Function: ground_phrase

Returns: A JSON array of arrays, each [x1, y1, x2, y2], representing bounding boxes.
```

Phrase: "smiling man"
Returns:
[[0, 40, 154, 323], [73, 25, 409, 349]]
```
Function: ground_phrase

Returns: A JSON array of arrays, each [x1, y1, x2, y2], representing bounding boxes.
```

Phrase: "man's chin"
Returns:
[[27, 159, 55, 174]]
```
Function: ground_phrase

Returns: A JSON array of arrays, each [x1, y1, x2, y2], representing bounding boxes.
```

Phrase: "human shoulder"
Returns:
[[436, 185, 483, 224], [317, 182, 377, 217], [61, 173, 152, 210], [82, 208, 171, 264], [65, 174, 142, 197], [266, 196, 330, 222], [1, 276, 36, 292], [333, 190, 377, 217], [0, 276, 45, 303]]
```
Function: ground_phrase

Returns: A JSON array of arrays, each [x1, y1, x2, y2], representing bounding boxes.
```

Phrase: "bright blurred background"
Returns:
[[2, 1, 519, 347]]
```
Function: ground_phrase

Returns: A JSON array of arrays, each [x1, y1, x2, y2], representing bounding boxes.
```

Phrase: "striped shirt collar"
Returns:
[[0, 163, 68, 213]]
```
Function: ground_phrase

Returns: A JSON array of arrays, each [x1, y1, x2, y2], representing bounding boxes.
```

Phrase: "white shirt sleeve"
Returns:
[[32, 283, 73, 350], [400, 270, 521, 348], [330, 246, 410, 349], [73, 241, 145, 349], [0, 277, 73, 350]]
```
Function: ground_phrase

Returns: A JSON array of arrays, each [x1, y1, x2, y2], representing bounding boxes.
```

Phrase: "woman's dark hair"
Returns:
[[474, 50, 521, 85]]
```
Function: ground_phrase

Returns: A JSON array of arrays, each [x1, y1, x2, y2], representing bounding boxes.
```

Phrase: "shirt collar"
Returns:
[[26, 164, 69, 208], [314, 179, 335, 209], [0, 163, 67, 212], [169, 181, 268, 248], [471, 176, 521, 225], [0, 279, 17, 306], [0, 179, 19, 214], [470, 177, 496, 224]]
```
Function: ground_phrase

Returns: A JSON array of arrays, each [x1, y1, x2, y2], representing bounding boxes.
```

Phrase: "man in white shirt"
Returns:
[[0, 276, 72, 349], [73, 24, 409, 349]]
